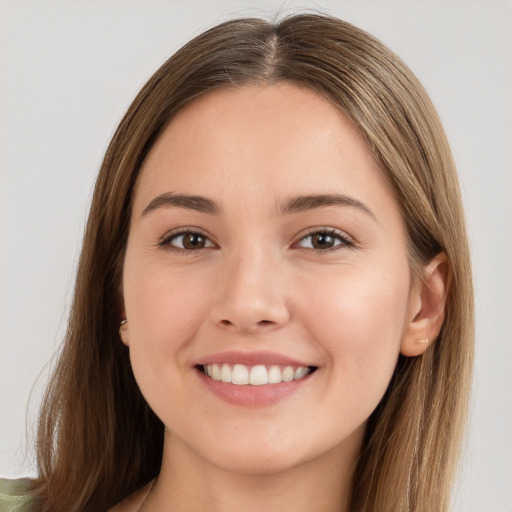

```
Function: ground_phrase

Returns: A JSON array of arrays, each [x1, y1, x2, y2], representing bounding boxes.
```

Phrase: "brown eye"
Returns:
[[163, 231, 215, 251], [311, 233, 336, 249], [297, 230, 351, 251], [183, 233, 207, 250]]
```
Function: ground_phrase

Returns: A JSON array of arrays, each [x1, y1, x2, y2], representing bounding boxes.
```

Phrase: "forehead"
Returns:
[[133, 83, 398, 220]]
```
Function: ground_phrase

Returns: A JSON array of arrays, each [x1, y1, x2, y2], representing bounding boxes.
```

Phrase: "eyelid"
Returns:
[[293, 227, 354, 251], [158, 227, 217, 252], [156, 226, 354, 253]]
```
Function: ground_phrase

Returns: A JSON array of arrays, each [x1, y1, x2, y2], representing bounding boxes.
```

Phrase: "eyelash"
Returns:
[[158, 228, 353, 254], [158, 229, 214, 254], [295, 228, 353, 252]]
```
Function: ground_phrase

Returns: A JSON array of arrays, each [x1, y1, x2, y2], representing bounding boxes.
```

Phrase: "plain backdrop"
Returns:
[[1, 1, 511, 510]]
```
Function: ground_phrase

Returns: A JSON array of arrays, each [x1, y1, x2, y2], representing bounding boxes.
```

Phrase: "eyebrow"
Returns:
[[141, 192, 221, 216], [141, 192, 375, 220], [278, 194, 376, 220]]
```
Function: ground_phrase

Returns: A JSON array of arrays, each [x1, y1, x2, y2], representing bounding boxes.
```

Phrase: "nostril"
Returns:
[[217, 318, 277, 331]]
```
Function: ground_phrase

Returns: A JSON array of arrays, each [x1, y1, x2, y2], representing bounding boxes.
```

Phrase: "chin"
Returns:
[[195, 430, 337, 477]]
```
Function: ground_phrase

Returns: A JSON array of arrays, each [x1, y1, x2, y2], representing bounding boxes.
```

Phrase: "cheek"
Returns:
[[122, 259, 212, 392], [299, 263, 410, 403]]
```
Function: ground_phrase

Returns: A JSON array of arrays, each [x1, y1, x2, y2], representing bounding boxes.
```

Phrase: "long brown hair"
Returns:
[[34, 13, 474, 512]]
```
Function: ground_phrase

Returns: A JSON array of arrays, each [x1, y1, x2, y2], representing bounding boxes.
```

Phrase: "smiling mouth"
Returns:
[[197, 363, 318, 386]]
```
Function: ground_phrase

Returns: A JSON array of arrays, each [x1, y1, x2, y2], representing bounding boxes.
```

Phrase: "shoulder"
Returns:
[[0, 478, 41, 512]]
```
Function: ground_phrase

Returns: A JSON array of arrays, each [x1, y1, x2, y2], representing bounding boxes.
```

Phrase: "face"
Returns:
[[121, 83, 419, 475]]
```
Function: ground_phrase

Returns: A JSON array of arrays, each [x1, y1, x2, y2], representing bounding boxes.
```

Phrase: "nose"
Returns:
[[209, 248, 291, 334]]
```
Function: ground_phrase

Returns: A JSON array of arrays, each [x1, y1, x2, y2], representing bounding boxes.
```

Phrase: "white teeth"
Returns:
[[203, 363, 312, 386], [281, 366, 294, 382], [267, 365, 282, 384], [232, 364, 249, 385], [211, 364, 221, 380], [220, 363, 232, 383], [249, 365, 268, 385], [294, 366, 309, 379]]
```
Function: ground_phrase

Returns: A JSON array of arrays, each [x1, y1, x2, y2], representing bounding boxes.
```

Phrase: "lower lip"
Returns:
[[196, 368, 313, 407]]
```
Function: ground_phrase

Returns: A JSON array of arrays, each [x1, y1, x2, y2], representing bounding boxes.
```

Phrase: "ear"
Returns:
[[118, 290, 129, 347], [400, 253, 449, 357], [119, 317, 130, 347], [118, 280, 130, 347]]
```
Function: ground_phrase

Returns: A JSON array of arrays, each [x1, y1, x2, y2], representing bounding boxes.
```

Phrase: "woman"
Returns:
[[1, 13, 473, 512]]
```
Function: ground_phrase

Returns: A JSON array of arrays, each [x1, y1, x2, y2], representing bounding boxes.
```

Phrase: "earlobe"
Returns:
[[400, 253, 449, 357], [119, 318, 129, 346], [118, 286, 129, 346]]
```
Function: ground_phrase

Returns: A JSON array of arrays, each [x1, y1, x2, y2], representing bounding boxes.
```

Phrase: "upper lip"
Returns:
[[194, 350, 314, 368]]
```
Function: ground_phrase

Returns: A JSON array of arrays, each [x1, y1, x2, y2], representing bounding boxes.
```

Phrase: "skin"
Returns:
[[114, 83, 447, 512]]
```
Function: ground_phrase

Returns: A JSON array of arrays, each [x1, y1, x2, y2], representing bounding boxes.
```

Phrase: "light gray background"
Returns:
[[1, 1, 511, 510]]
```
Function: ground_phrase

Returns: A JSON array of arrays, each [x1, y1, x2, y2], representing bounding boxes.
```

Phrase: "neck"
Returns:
[[144, 429, 362, 512]]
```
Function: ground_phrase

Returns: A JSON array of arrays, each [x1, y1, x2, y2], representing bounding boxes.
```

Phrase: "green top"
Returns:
[[0, 479, 41, 512]]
